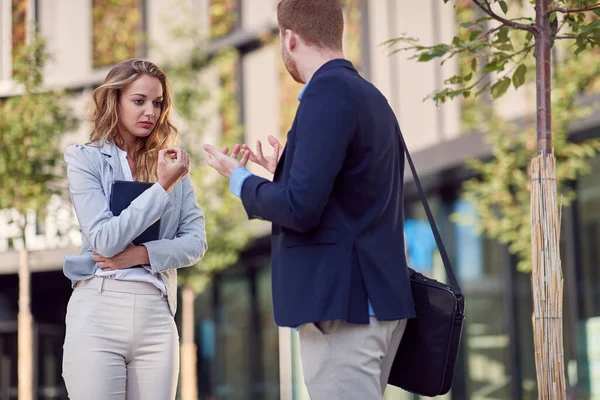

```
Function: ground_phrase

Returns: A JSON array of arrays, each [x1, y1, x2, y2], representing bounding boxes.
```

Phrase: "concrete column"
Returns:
[[0, 0, 12, 82], [241, 0, 277, 31], [436, 0, 461, 140], [38, 0, 92, 86], [366, 0, 394, 103], [240, 0, 279, 179]]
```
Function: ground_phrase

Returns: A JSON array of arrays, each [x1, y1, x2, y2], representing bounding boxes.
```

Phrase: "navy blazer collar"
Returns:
[[312, 58, 356, 78], [298, 59, 356, 101]]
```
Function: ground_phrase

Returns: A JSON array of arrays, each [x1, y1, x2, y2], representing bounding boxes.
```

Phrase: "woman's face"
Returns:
[[117, 74, 164, 142]]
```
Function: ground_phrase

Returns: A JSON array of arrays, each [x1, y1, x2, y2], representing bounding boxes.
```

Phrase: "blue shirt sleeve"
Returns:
[[229, 167, 254, 198]]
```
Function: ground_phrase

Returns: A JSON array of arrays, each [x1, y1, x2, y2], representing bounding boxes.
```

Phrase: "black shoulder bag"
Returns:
[[387, 125, 466, 397]]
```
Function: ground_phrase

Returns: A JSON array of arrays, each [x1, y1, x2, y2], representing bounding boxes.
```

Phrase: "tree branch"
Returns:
[[555, 34, 600, 40], [550, 3, 600, 14], [472, 0, 536, 31]]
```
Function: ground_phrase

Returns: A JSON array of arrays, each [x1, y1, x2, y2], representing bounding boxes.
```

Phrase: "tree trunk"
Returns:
[[18, 246, 34, 400], [180, 284, 198, 400], [531, 0, 567, 398]]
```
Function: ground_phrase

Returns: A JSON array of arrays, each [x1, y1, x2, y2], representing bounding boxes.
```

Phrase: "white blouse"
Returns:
[[94, 146, 167, 295]]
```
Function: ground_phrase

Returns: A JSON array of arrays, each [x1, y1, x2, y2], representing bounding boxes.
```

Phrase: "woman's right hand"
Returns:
[[158, 147, 190, 192]]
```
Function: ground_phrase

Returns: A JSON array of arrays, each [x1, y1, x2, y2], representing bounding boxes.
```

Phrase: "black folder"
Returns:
[[109, 180, 160, 245]]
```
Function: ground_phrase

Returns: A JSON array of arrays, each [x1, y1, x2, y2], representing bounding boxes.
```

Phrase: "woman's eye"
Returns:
[[133, 99, 144, 105], [153, 101, 162, 107]]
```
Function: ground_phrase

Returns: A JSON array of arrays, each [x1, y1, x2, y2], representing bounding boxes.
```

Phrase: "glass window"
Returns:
[[194, 282, 216, 398], [12, 0, 28, 68], [405, 195, 515, 399], [277, 0, 364, 138], [36, 325, 67, 399], [454, 1, 479, 132], [451, 199, 513, 399], [210, 0, 238, 39], [404, 195, 444, 282], [257, 266, 280, 400], [215, 49, 241, 141], [91, 0, 144, 69], [341, 0, 362, 70], [277, 44, 302, 138], [575, 154, 600, 398], [0, 328, 18, 398], [216, 275, 251, 399], [578, 154, 600, 319], [462, 239, 512, 399]]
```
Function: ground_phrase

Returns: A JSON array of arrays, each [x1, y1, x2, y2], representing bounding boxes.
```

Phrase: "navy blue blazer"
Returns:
[[241, 59, 416, 327]]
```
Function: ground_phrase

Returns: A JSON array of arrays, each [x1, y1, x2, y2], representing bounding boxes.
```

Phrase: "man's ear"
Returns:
[[284, 29, 297, 52]]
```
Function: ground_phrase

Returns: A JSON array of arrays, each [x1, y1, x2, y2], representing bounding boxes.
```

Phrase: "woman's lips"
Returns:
[[140, 121, 153, 128]]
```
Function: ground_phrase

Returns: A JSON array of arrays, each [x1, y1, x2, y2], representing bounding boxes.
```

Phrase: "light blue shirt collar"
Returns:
[[298, 78, 311, 101]]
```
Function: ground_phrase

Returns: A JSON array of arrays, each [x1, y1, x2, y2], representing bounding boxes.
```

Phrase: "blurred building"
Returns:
[[1, 0, 600, 399]]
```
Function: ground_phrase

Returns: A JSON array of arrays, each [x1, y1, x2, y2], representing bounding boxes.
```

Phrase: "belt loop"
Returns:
[[98, 277, 105, 294]]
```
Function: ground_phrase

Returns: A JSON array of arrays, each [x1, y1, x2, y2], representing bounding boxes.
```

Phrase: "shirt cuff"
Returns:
[[229, 167, 253, 198]]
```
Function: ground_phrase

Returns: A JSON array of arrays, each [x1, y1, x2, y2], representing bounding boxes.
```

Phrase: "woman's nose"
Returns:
[[144, 107, 154, 117]]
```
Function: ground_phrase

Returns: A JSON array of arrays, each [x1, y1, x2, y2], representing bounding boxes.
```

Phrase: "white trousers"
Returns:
[[298, 317, 407, 400], [62, 277, 179, 400]]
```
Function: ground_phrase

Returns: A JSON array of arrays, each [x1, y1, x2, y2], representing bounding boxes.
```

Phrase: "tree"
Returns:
[[387, 0, 600, 397], [0, 37, 79, 400], [91, 0, 143, 68], [161, 26, 253, 400]]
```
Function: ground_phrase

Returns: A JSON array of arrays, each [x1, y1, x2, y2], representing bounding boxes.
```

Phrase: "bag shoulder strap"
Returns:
[[397, 123, 463, 295]]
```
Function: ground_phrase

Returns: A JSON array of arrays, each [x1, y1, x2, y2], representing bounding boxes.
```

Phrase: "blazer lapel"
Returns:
[[100, 140, 125, 181], [274, 144, 287, 181], [275, 118, 298, 181]]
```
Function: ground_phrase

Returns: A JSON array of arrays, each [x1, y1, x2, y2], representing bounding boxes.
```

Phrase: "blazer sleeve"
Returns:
[[240, 76, 357, 232], [141, 175, 207, 273], [64, 144, 170, 258]]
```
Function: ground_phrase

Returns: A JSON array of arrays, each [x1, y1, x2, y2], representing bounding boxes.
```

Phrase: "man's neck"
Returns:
[[299, 50, 345, 83]]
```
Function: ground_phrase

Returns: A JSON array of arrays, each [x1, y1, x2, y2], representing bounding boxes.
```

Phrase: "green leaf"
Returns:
[[574, 44, 587, 56], [491, 77, 511, 99], [497, 27, 510, 43], [499, 0, 508, 14], [470, 30, 482, 41], [471, 58, 478, 72], [512, 64, 527, 89], [483, 59, 507, 73], [418, 53, 434, 62]]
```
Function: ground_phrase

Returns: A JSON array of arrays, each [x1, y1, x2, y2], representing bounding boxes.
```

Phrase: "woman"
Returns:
[[62, 59, 207, 400]]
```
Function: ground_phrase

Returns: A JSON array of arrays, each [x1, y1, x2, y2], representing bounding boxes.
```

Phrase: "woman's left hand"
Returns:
[[93, 244, 150, 271]]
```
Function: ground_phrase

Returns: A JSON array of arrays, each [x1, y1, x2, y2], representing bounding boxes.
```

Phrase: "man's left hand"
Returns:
[[203, 143, 250, 178]]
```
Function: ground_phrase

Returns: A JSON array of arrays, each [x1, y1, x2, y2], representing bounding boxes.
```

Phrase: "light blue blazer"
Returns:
[[63, 140, 207, 315]]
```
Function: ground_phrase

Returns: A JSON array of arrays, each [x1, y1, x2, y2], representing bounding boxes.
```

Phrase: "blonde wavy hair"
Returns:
[[88, 59, 178, 182]]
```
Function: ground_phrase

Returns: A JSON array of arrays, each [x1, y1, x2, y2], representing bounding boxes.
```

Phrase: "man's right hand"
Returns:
[[157, 147, 190, 192], [241, 135, 283, 175]]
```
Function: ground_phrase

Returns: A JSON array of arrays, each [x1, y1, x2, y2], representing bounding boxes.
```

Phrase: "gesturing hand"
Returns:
[[157, 147, 190, 192], [203, 143, 250, 178], [93, 244, 149, 271], [241, 135, 283, 174]]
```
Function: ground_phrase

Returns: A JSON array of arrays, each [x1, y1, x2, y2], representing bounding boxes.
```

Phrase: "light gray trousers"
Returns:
[[62, 277, 179, 400], [298, 317, 407, 400]]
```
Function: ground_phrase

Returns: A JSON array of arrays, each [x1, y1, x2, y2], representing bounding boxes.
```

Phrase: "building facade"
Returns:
[[1, 0, 599, 399]]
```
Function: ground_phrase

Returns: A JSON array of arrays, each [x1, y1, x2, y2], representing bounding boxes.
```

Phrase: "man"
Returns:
[[203, 0, 415, 398]]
